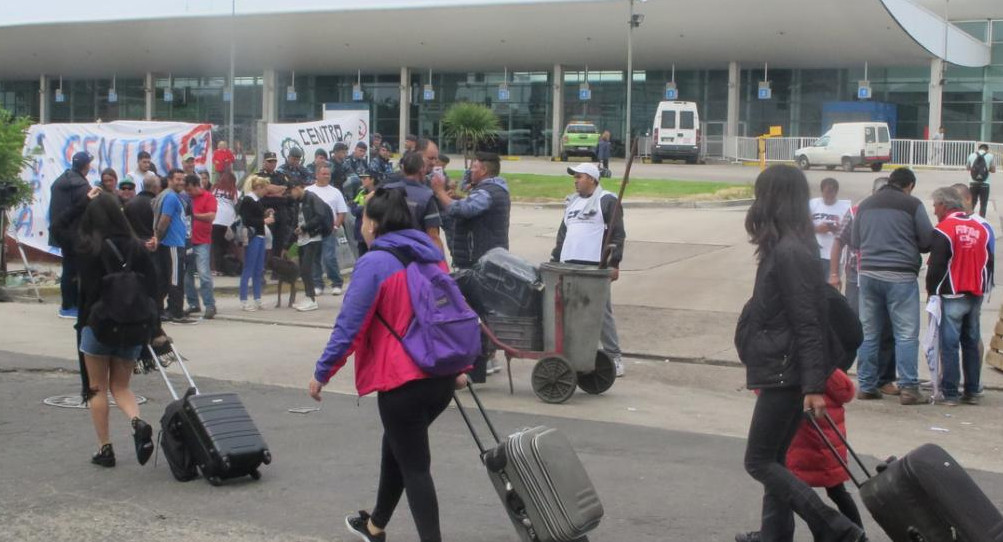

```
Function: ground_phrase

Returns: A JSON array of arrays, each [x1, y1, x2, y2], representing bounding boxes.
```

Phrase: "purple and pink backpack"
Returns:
[[374, 247, 481, 376]]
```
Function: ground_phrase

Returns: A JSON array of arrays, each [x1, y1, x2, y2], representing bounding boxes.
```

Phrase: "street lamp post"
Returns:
[[626, 1, 643, 149], [227, 0, 236, 148]]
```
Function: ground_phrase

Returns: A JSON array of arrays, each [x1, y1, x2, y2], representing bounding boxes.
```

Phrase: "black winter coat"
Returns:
[[48, 168, 91, 248], [297, 191, 333, 238], [736, 236, 833, 394]]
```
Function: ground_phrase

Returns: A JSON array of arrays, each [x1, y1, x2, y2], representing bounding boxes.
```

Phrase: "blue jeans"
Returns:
[[184, 243, 215, 310], [856, 275, 920, 391], [240, 236, 266, 302], [312, 234, 343, 289], [939, 295, 983, 399]]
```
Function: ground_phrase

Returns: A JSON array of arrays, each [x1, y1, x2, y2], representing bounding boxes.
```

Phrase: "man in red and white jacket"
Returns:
[[926, 187, 995, 406]]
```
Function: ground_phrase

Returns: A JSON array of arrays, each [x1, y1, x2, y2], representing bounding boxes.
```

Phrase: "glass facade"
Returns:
[[0, 19, 1000, 155]]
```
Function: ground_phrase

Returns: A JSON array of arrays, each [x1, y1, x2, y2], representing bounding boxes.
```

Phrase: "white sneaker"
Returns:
[[331, 286, 343, 296], [485, 358, 501, 375], [614, 356, 625, 377], [254, 299, 264, 310], [241, 301, 257, 312], [294, 299, 319, 312]]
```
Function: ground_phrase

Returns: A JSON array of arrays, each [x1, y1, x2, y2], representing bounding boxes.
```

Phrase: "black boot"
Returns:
[[132, 418, 154, 466], [91, 443, 116, 467]]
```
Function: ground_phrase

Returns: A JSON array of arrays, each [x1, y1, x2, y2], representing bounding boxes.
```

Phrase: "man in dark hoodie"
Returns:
[[48, 151, 94, 319]]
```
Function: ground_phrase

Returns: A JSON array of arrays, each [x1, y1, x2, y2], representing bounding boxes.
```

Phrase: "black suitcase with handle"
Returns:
[[151, 344, 271, 486], [808, 413, 1003, 542]]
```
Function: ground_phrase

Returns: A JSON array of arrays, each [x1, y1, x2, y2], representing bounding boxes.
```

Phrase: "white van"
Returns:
[[651, 101, 700, 164], [795, 122, 891, 172]]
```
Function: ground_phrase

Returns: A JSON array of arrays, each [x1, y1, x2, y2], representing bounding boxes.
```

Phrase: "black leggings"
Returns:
[[371, 376, 454, 542], [744, 387, 862, 542], [825, 484, 863, 530], [211, 225, 231, 272]]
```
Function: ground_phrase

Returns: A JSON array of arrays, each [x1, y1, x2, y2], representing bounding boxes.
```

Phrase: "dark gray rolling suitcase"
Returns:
[[151, 344, 271, 486], [454, 386, 603, 542], [808, 413, 1003, 542]]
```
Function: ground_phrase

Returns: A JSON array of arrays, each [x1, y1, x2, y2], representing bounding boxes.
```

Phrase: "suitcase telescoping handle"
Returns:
[[804, 411, 873, 489], [147, 343, 200, 401], [452, 384, 502, 460]]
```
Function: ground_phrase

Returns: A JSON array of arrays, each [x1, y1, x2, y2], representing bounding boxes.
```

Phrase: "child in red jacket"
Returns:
[[786, 368, 864, 529], [741, 370, 863, 542]]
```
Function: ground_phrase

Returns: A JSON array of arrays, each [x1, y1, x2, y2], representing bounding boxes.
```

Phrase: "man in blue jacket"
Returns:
[[48, 151, 94, 319]]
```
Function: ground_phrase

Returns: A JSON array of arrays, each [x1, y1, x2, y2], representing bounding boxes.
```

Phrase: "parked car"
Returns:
[[795, 122, 891, 172], [560, 121, 599, 161], [651, 101, 701, 164]]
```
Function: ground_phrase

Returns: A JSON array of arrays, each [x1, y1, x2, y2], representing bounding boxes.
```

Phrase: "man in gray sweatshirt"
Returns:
[[851, 167, 933, 405]]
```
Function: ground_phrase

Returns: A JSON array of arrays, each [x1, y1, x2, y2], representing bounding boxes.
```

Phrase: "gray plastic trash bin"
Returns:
[[533, 262, 616, 403]]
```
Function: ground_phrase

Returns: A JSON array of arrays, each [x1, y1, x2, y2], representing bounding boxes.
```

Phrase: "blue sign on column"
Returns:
[[579, 88, 591, 101], [352, 89, 364, 101], [757, 88, 771, 100], [857, 86, 871, 100], [164, 90, 174, 102], [665, 88, 678, 100], [108, 90, 118, 103], [498, 87, 510, 101]]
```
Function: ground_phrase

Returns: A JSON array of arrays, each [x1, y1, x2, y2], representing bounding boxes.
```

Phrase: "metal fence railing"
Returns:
[[724, 136, 1003, 170]]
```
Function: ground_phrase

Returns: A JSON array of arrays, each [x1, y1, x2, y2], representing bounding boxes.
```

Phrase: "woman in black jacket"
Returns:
[[76, 192, 160, 468], [736, 165, 866, 542]]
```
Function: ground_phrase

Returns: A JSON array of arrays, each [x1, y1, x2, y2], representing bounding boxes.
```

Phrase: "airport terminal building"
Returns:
[[0, 0, 1001, 157]]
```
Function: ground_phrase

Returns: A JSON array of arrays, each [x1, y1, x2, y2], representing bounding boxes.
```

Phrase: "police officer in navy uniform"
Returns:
[[278, 147, 312, 186], [369, 142, 395, 185], [256, 151, 294, 256], [329, 142, 352, 193], [347, 141, 371, 178]]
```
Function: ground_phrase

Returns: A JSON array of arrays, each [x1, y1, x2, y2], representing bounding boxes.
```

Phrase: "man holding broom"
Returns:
[[550, 162, 627, 377]]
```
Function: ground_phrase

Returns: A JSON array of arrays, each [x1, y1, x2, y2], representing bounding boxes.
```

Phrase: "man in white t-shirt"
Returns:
[[305, 163, 349, 295], [125, 150, 155, 187], [810, 177, 851, 281]]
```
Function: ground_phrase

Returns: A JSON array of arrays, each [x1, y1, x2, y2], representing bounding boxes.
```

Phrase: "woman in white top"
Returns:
[[211, 172, 240, 275]]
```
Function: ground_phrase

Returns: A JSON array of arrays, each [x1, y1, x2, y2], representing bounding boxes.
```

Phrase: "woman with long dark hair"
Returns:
[[308, 187, 467, 542], [211, 171, 240, 274], [76, 192, 160, 468], [736, 165, 866, 542]]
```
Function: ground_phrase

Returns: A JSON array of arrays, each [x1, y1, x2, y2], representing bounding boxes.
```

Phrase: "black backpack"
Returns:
[[971, 153, 990, 183], [87, 239, 159, 347], [159, 394, 199, 482], [824, 284, 862, 371]]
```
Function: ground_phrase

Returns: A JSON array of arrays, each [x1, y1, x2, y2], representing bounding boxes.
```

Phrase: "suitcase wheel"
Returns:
[[249, 469, 261, 481], [262, 449, 272, 465], [207, 475, 223, 487]]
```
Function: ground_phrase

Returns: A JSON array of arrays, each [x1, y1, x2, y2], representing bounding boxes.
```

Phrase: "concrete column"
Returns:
[[38, 75, 50, 124], [789, 69, 801, 137], [399, 66, 411, 150], [726, 61, 740, 156], [144, 72, 153, 121], [262, 69, 277, 124], [927, 58, 943, 140], [551, 64, 563, 159]]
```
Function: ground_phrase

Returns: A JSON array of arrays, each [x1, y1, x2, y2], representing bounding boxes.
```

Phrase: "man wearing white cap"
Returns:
[[551, 163, 627, 377]]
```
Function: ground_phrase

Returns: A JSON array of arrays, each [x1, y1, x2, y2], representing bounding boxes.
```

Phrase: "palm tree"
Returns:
[[441, 102, 500, 168]]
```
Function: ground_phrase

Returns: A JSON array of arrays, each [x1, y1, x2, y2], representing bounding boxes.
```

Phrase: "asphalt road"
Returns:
[[4, 351, 1003, 542]]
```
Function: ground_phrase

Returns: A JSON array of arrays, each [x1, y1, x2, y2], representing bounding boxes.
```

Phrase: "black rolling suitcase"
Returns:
[[807, 413, 1003, 542], [454, 386, 603, 542], [150, 343, 271, 486]]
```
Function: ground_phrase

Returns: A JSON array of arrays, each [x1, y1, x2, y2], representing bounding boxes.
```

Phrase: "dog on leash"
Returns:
[[268, 257, 299, 308]]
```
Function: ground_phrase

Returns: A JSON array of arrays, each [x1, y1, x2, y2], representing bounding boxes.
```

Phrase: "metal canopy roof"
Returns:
[[0, 0, 992, 79]]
